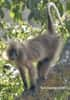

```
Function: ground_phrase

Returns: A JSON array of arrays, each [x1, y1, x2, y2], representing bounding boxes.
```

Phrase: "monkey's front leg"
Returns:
[[26, 61, 39, 96], [18, 65, 28, 91]]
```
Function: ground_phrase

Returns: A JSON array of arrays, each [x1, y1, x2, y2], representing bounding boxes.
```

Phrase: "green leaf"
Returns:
[[10, 11, 15, 18]]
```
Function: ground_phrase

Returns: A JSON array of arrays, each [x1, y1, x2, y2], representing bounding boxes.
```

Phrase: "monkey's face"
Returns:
[[7, 46, 18, 61], [3, 41, 18, 62]]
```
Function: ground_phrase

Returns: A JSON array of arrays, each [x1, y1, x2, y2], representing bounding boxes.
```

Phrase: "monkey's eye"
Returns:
[[8, 48, 17, 60]]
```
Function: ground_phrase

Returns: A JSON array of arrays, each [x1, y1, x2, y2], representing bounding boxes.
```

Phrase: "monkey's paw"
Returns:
[[23, 85, 40, 96], [38, 76, 48, 85]]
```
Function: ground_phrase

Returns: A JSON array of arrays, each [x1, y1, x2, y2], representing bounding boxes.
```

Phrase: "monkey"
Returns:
[[2, 2, 64, 95]]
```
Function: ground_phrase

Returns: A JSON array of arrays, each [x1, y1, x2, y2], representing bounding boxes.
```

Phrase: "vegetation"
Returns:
[[0, 0, 70, 100]]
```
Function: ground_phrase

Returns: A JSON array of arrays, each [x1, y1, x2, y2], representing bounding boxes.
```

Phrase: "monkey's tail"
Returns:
[[47, 2, 63, 34]]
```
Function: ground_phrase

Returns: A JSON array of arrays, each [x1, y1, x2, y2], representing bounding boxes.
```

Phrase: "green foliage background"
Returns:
[[0, 0, 70, 100]]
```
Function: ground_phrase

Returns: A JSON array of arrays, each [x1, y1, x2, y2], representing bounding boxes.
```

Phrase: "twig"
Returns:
[[41, 86, 70, 90]]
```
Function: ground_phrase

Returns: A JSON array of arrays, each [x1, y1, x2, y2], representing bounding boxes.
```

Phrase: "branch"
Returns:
[[41, 86, 70, 90]]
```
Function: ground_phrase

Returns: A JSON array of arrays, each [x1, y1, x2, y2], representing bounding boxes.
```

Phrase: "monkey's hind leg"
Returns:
[[37, 58, 49, 83], [23, 62, 39, 96]]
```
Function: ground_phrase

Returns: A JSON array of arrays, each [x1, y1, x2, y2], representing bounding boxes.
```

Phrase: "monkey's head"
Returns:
[[7, 41, 18, 61], [2, 40, 24, 62]]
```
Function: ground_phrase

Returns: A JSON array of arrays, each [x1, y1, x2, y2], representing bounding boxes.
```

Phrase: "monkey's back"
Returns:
[[24, 34, 59, 61]]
